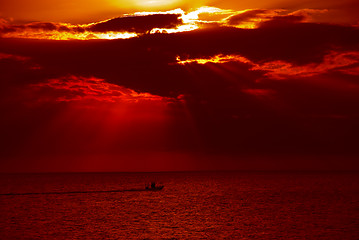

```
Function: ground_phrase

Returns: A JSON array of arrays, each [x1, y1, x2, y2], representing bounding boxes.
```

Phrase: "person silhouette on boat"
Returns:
[[145, 182, 156, 189]]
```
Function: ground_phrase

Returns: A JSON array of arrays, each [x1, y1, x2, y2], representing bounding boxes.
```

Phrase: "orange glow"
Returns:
[[176, 54, 252, 65], [223, 8, 330, 29], [1, 6, 282, 40], [1, 0, 359, 26], [0, 0, 207, 23], [1, 30, 138, 40], [223, 9, 283, 29], [131, 0, 184, 9], [132, 8, 199, 33], [0, 6, 346, 40], [176, 51, 359, 79], [31, 76, 170, 103], [253, 51, 359, 79], [22, 75, 180, 171], [1, 8, 200, 40]]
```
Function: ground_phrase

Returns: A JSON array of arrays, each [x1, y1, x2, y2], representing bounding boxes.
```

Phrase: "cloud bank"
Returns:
[[1, 7, 359, 171]]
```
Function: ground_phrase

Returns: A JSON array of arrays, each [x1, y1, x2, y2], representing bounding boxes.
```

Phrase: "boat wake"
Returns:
[[0, 187, 164, 196]]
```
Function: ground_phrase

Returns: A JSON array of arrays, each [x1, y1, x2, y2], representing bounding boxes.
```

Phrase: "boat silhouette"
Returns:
[[145, 182, 164, 191]]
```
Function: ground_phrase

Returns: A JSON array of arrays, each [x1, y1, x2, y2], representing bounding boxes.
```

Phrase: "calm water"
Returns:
[[0, 172, 358, 239]]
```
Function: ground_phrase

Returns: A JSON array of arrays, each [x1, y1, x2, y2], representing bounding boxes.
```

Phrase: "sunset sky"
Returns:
[[1, 0, 359, 172]]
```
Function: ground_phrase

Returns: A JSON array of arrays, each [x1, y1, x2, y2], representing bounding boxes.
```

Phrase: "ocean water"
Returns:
[[0, 171, 358, 239]]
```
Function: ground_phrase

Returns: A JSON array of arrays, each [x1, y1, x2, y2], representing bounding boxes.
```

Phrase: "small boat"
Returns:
[[145, 182, 164, 191]]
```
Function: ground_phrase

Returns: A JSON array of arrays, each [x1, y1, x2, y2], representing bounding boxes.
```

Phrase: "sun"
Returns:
[[134, 0, 183, 8]]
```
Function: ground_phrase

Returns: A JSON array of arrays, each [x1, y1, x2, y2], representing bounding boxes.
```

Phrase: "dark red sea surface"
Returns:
[[0, 171, 358, 239]]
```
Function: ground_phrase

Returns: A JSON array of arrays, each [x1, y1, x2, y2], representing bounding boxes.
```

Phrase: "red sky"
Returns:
[[0, 0, 359, 172]]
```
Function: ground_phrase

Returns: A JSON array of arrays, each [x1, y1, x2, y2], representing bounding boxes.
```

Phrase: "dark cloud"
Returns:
[[1, 22, 358, 95], [87, 14, 183, 33], [1, 20, 359, 161], [226, 9, 326, 29], [0, 13, 182, 36], [226, 9, 271, 25], [26, 22, 58, 31], [0, 20, 85, 35]]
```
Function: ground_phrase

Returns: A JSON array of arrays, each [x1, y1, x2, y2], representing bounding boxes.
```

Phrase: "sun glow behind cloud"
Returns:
[[131, 7, 230, 33], [0, 6, 335, 40], [0, 7, 250, 40]]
